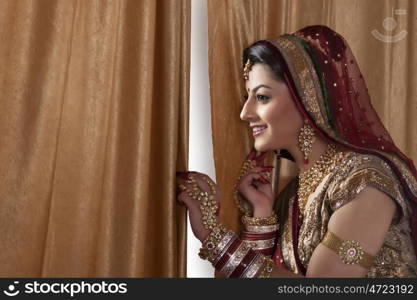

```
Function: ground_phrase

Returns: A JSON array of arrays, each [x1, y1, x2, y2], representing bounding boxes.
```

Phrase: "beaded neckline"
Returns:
[[297, 143, 344, 217]]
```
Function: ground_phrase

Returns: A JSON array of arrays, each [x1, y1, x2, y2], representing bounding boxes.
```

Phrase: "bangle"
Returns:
[[245, 224, 279, 233], [257, 257, 275, 278], [199, 224, 228, 260], [241, 213, 278, 226], [242, 238, 276, 251], [241, 231, 277, 240], [220, 242, 252, 276], [214, 238, 241, 271], [229, 249, 258, 278], [240, 253, 265, 278], [211, 232, 238, 266]]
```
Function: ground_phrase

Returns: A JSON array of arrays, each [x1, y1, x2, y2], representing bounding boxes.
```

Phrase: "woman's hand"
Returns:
[[176, 171, 221, 242], [237, 149, 274, 217]]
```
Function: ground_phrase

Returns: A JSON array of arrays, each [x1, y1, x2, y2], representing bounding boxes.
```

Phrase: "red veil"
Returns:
[[255, 25, 417, 270]]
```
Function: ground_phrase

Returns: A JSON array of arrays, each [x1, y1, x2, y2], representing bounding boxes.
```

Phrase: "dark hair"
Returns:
[[243, 41, 296, 163], [242, 41, 285, 82]]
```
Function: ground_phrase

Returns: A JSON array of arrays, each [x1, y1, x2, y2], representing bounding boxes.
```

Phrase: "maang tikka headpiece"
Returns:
[[243, 59, 252, 80]]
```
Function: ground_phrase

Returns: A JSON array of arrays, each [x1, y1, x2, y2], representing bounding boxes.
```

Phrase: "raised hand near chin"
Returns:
[[234, 148, 274, 217]]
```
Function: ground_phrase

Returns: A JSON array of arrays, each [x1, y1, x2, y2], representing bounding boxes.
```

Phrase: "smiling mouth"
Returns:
[[252, 125, 267, 137]]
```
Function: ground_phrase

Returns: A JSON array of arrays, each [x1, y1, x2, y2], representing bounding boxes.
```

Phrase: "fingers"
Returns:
[[176, 171, 218, 210], [240, 167, 272, 185], [239, 172, 268, 190], [246, 148, 268, 167]]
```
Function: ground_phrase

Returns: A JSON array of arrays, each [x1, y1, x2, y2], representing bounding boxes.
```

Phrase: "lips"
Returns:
[[252, 125, 267, 137]]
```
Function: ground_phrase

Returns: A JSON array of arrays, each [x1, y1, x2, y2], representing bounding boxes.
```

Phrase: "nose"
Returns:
[[240, 98, 257, 122]]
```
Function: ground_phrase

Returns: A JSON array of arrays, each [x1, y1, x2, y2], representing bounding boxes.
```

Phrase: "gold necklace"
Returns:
[[297, 143, 343, 218]]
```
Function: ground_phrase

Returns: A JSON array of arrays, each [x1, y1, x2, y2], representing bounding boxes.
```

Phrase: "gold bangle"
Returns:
[[245, 224, 279, 233], [257, 257, 275, 278], [199, 224, 228, 260], [220, 242, 251, 277], [242, 238, 276, 250], [240, 253, 265, 278], [321, 230, 375, 269], [241, 213, 278, 226]]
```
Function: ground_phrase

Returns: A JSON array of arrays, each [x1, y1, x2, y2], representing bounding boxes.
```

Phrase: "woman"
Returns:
[[177, 25, 417, 277]]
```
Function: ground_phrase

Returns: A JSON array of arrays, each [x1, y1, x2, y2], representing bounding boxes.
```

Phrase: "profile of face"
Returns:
[[240, 63, 304, 153]]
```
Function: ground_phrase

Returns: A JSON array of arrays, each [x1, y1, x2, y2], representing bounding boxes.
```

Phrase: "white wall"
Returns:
[[187, 0, 215, 277]]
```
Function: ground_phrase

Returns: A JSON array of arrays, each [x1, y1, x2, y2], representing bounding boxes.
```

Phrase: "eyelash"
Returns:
[[256, 94, 269, 102], [243, 94, 270, 102]]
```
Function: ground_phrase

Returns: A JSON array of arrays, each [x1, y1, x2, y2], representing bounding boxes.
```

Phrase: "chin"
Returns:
[[254, 142, 272, 152]]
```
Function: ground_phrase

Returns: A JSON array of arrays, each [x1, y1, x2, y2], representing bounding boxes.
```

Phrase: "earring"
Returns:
[[298, 120, 315, 165]]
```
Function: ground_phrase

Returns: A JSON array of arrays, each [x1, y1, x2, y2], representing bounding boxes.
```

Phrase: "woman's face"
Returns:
[[240, 63, 303, 152]]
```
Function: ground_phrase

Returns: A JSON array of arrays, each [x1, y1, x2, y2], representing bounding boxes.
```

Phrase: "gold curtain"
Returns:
[[0, 0, 190, 277], [207, 0, 417, 233]]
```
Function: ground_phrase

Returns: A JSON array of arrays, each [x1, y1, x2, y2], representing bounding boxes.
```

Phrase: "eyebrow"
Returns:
[[246, 84, 272, 94]]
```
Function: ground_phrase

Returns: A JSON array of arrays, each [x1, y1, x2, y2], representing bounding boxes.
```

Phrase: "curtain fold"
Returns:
[[0, 0, 190, 277], [207, 0, 417, 240]]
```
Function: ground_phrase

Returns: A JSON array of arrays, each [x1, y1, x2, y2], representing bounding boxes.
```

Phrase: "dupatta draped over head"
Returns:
[[252, 25, 417, 257]]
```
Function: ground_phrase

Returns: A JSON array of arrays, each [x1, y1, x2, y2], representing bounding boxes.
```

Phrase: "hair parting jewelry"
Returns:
[[243, 58, 253, 80]]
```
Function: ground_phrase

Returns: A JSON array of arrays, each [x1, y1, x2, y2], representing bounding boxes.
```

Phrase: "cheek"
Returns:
[[265, 101, 302, 142]]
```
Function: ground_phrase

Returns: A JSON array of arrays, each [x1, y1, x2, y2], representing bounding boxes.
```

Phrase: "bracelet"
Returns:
[[220, 242, 252, 276], [199, 224, 228, 261], [240, 253, 265, 278], [241, 213, 278, 226], [229, 249, 258, 278], [242, 238, 276, 251], [257, 257, 275, 278], [214, 238, 241, 271], [241, 231, 277, 240], [245, 224, 279, 233]]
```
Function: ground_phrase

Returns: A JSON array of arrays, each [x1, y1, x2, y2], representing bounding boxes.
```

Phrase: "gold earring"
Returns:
[[298, 120, 315, 165]]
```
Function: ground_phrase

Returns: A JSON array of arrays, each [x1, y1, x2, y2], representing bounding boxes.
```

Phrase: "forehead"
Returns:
[[245, 63, 276, 91]]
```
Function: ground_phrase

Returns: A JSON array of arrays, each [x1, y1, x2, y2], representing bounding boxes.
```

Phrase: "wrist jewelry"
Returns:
[[241, 213, 278, 226], [256, 257, 275, 278]]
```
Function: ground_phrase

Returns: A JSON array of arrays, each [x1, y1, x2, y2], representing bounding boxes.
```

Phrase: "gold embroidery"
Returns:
[[268, 37, 334, 137], [293, 151, 417, 277], [330, 167, 397, 210], [298, 144, 343, 218]]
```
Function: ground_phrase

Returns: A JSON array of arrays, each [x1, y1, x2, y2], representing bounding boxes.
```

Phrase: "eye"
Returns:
[[256, 94, 270, 102]]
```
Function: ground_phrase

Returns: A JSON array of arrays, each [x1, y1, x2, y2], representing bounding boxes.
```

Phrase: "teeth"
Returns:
[[253, 126, 267, 132]]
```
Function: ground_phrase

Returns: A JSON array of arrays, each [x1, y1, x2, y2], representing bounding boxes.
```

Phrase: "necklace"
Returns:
[[297, 143, 343, 218]]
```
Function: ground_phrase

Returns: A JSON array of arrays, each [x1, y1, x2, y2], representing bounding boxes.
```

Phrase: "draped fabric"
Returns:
[[207, 0, 417, 243], [0, 0, 190, 277], [257, 25, 417, 275], [260, 25, 417, 254]]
